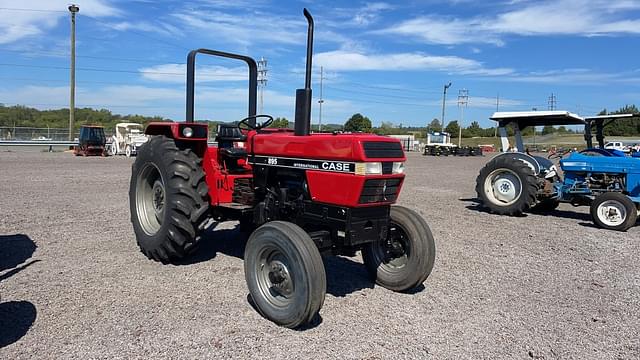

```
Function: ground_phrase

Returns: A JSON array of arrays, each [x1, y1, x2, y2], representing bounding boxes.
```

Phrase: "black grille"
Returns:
[[359, 178, 401, 204], [363, 141, 403, 158]]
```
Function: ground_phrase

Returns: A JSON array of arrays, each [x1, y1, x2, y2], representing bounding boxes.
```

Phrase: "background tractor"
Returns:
[[129, 9, 436, 328], [74, 125, 107, 157], [108, 123, 149, 157], [475, 111, 640, 231]]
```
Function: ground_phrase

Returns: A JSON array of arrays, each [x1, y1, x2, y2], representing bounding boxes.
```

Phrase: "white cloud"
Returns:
[[0, 0, 120, 44], [313, 50, 513, 76], [377, 0, 640, 45], [139, 64, 248, 83], [499, 68, 640, 84], [353, 2, 393, 26], [172, 10, 304, 47], [105, 21, 182, 37]]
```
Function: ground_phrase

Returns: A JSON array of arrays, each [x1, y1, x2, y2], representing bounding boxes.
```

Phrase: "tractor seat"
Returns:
[[220, 147, 247, 158], [215, 123, 247, 143]]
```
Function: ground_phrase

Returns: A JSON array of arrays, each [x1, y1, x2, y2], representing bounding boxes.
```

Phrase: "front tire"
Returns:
[[129, 135, 210, 263], [362, 206, 436, 292], [590, 192, 638, 231], [125, 145, 132, 158], [475, 156, 538, 215], [244, 221, 326, 328]]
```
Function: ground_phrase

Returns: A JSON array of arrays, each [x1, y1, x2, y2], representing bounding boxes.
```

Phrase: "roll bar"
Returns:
[[186, 49, 258, 125]]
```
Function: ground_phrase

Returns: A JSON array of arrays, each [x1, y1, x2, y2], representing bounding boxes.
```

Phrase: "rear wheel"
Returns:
[[129, 135, 210, 263], [475, 156, 538, 215], [362, 206, 436, 292], [590, 192, 637, 231], [244, 221, 326, 328]]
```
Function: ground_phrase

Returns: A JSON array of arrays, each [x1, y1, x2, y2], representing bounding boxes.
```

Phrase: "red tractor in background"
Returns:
[[129, 9, 436, 328]]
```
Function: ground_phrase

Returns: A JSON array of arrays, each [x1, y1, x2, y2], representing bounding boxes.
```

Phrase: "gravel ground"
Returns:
[[0, 150, 638, 359]]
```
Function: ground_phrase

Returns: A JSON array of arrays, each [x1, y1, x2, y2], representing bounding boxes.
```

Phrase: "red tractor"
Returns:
[[129, 9, 435, 328]]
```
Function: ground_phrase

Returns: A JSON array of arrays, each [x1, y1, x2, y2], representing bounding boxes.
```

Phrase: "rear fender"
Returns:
[[145, 122, 209, 157]]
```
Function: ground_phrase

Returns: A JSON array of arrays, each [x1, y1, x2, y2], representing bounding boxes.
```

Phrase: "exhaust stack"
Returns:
[[294, 8, 314, 136]]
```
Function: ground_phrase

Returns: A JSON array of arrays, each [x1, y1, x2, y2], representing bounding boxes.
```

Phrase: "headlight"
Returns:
[[392, 162, 404, 174], [355, 162, 382, 175], [182, 127, 193, 137]]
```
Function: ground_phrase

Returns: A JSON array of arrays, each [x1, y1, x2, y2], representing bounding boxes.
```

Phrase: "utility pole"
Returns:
[[257, 57, 268, 114], [457, 89, 468, 147], [440, 82, 452, 132], [318, 66, 324, 132], [548, 93, 557, 111], [68, 4, 79, 141]]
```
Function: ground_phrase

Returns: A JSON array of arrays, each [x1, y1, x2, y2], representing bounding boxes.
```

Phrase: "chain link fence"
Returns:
[[0, 127, 81, 141]]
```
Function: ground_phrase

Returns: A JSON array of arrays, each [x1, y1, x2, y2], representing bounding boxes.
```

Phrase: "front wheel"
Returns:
[[362, 206, 436, 292], [125, 145, 132, 157], [590, 192, 638, 231], [244, 221, 326, 328]]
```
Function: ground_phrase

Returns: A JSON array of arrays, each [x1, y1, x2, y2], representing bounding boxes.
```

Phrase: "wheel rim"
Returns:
[[136, 163, 165, 235], [370, 222, 410, 270], [484, 168, 522, 206], [597, 200, 627, 227], [255, 245, 295, 308]]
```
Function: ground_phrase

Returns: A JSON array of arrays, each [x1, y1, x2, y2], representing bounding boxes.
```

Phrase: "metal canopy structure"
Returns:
[[491, 111, 586, 128]]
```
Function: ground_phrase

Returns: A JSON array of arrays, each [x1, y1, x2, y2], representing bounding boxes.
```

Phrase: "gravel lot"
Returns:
[[1, 150, 638, 359]]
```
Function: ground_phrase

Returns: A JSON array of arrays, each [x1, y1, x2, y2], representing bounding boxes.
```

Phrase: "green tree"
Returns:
[[344, 113, 372, 132], [428, 118, 441, 131], [444, 121, 459, 135], [463, 121, 482, 137], [541, 125, 555, 135], [271, 117, 289, 128]]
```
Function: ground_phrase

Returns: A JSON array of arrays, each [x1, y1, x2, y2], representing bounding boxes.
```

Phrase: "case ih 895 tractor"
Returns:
[[129, 9, 435, 328]]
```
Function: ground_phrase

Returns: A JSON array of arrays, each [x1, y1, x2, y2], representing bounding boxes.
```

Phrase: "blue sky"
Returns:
[[0, 0, 639, 128]]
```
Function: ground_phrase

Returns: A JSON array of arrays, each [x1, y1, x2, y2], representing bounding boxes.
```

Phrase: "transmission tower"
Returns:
[[257, 57, 268, 114], [548, 93, 557, 111], [457, 89, 469, 147]]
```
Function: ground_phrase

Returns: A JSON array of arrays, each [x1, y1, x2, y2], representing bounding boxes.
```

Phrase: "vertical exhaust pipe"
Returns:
[[294, 8, 314, 136]]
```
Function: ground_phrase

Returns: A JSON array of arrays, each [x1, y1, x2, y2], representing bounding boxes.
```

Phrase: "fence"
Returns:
[[0, 127, 76, 141]]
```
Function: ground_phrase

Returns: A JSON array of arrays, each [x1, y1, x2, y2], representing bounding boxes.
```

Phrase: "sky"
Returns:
[[0, 0, 639, 128]]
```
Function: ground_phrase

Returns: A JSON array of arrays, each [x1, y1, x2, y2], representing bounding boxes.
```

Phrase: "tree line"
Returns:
[[2, 103, 638, 138]]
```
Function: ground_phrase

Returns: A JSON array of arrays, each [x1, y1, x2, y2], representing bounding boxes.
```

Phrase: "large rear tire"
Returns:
[[362, 206, 436, 292], [129, 135, 210, 263], [590, 192, 638, 231], [244, 221, 326, 328], [475, 156, 538, 215]]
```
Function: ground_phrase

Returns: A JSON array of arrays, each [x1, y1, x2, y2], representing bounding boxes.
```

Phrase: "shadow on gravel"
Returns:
[[0, 234, 38, 348], [176, 224, 248, 266], [460, 197, 529, 217], [0, 301, 37, 348], [323, 256, 374, 297], [0, 234, 37, 273]]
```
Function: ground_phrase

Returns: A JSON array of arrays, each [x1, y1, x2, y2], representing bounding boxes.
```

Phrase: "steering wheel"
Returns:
[[238, 115, 274, 131]]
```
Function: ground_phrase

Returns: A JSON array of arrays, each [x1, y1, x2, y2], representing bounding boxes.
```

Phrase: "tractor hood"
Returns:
[[248, 131, 406, 163]]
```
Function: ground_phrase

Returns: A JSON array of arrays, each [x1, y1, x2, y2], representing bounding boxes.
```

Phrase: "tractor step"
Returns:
[[218, 202, 253, 210]]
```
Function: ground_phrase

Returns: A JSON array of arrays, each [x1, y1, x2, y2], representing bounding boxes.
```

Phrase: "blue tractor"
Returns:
[[475, 111, 639, 231]]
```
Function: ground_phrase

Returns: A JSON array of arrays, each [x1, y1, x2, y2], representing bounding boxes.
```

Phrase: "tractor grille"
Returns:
[[363, 141, 403, 158], [359, 178, 401, 204]]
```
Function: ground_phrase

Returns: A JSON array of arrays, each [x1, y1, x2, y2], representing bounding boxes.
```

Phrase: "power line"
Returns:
[[0, 63, 243, 77], [0, 7, 66, 13], [0, 48, 185, 65]]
